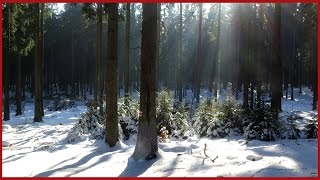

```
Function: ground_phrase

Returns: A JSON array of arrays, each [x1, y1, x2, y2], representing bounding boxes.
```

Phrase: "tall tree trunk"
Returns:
[[125, 3, 131, 105], [299, 56, 302, 94], [256, 4, 263, 107], [50, 47, 54, 97], [132, 4, 158, 161], [234, 4, 241, 100], [312, 40, 317, 110], [3, 4, 11, 121], [291, 29, 296, 101], [178, 3, 183, 102], [156, 3, 161, 92], [250, 83, 254, 110], [213, 4, 221, 102], [195, 4, 203, 103], [242, 4, 249, 110], [40, 3, 44, 116], [70, 28, 75, 97], [105, 3, 119, 148], [284, 68, 288, 99], [22, 72, 25, 100], [34, 3, 42, 122], [96, 4, 103, 114], [16, 56, 22, 116], [271, 4, 282, 112]]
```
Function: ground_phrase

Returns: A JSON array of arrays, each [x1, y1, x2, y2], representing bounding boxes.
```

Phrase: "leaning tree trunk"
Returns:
[[132, 4, 158, 161], [271, 4, 282, 113], [16, 56, 22, 116], [105, 3, 119, 148], [34, 3, 42, 122]]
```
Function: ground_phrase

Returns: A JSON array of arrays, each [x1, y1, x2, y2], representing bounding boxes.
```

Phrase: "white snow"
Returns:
[[2, 87, 318, 177]]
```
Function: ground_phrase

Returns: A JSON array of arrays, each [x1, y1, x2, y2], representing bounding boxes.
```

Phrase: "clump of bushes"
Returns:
[[49, 94, 76, 111], [281, 113, 301, 139], [118, 96, 139, 140], [193, 94, 243, 138], [157, 89, 172, 134], [67, 97, 139, 143], [67, 104, 105, 143], [156, 89, 192, 139], [244, 104, 281, 141], [170, 102, 192, 139]]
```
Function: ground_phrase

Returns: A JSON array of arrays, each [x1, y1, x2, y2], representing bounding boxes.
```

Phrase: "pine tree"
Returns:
[[178, 3, 183, 102], [34, 3, 42, 122], [195, 4, 203, 104], [132, 4, 158, 161], [271, 4, 282, 113], [125, 3, 131, 105], [105, 3, 119, 148], [214, 4, 221, 102]]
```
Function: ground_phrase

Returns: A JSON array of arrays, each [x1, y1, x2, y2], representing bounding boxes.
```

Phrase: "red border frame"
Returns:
[[318, 2, 320, 178], [0, 2, 2, 179], [0, 1, 319, 179], [1, 0, 319, 3]]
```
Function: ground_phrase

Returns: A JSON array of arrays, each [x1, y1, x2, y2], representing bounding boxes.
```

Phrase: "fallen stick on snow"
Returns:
[[203, 143, 219, 163]]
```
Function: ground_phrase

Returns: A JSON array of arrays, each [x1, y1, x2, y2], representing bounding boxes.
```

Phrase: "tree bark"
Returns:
[[250, 83, 254, 110], [178, 3, 183, 102], [156, 3, 161, 92], [125, 3, 131, 105], [34, 3, 42, 122], [97, 4, 103, 114], [105, 3, 119, 148], [195, 4, 203, 103], [132, 4, 158, 161], [291, 29, 296, 101], [39, 3, 44, 117], [271, 4, 282, 112], [242, 4, 249, 110], [214, 4, 221, 102], [312, 40, 317, 110], [16, 56, 22, 116], [3, 4, 11, 121]]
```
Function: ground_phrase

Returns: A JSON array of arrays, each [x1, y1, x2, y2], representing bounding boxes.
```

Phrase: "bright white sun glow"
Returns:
[[56, 3, 65, 12]]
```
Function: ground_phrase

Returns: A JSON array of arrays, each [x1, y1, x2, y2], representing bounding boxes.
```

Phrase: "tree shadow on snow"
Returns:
[[119, 158, 158, 177], [235, 164, 316, 177], [34, 142, 129, 177]]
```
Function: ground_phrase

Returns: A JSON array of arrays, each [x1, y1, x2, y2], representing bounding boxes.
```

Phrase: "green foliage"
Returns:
[[156, 89, 191, 139], [303, 114, 318, 139], [118, 95, 139, 121], [244, 105, 281, 141], [157, 89, 173, 134], [117, 96, 139, 140], [81, 3, 97, 20], [170, 102, 191, 139], [193, 97, 243, 138], [67, 105, 105, 143], [282, 113, 301, 139]]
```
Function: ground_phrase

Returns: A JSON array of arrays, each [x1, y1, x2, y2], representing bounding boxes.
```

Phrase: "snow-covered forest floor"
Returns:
[[2, 87, 318, 177]]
